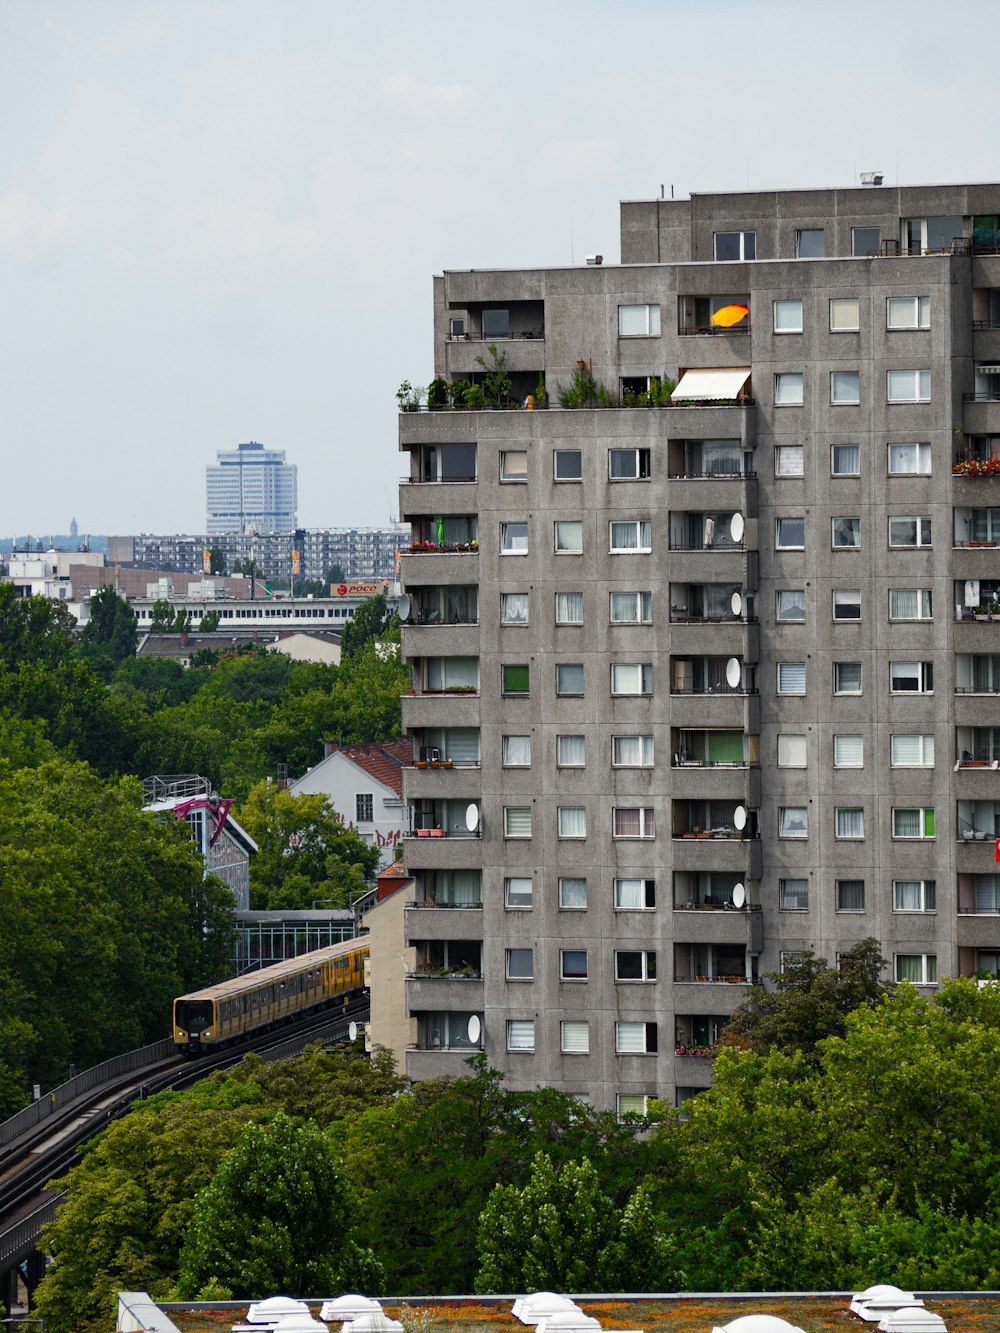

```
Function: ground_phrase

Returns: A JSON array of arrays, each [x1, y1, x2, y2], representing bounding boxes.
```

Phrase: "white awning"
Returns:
[[672, 367, 752, 401]]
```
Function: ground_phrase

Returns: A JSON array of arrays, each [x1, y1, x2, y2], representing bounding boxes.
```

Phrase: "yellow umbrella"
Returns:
[[710, 303, 750, 328]]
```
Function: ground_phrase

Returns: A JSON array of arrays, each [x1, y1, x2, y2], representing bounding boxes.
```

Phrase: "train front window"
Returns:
[[176, 1000, 214, 1033]]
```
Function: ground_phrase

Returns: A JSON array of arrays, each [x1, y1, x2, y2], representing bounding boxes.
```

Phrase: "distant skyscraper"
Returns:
[[70, 517, 79, 538], [206, 441, 298, 536]]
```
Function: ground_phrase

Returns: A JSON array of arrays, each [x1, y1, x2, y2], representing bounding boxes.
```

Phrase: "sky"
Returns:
[[1, 0, 997, 538]]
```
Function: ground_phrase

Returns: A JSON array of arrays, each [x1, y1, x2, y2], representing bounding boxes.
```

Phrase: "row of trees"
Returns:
[[32, 975, 1000, 1331], [0, 585, 408, 1109]]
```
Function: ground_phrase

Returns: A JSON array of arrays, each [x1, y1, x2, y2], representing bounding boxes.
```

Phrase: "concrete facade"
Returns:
[[396, 182, 1000, 1113]]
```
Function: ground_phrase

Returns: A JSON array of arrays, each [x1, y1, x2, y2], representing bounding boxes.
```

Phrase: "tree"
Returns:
[[340, 590, 392, 659], [79, 587, 138, 679], [238, 779, 379, 909], [0, 582, 75, 670], [722, 937, 893, 1061], [208, 547, 226, 575], [176, 1111, 381, 1298], [198, 609, 221, 632]]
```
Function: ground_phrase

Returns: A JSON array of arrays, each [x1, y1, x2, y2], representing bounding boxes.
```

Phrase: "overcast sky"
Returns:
[[2, 0, 996, 537]]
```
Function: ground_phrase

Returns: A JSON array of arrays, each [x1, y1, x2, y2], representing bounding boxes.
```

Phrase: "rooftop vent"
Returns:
[[860, 171, 884, 186], [585, 254, 603, 265]]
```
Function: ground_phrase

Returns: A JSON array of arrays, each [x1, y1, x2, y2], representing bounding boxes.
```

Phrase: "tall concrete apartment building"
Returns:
[[206, 441, 298, 535], [396, 182, 1000, 1114]]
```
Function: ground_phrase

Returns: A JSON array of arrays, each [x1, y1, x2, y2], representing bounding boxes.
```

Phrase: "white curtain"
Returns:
[[503, 735, 531, 766], [558, 806, 587, 838], [555, 591, 584, 622], [616, 1022, 646, 1053], [558, 735, 586, 766], [836, 808, 865, 838]]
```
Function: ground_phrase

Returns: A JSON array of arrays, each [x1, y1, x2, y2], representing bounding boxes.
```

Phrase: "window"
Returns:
[[506, 948, 533, 979], [891, 734, 935, 767], [502, 663, 529, 695], [780, 951, 807, 972], [836, 879, 866, 911], [483, 308, 509, 337], [887, 296, 930, 330], [615, 950, 657, 981], [796, 227, 825, 258], [775, 372, 804, 406], [619, 303, 661, 336], [559, 877, 588, 909], [612, 734, 654, 767], [832, 444, 861, 476], [777, 734, 807, 768], [888, 442, 932, 475], [836, 807, 865, 839], [974, 876, 1000, 912], [610, 447, 651, 479], [889, 588, 932, 621], [830, 297, 860, 331], [889, 516, 932, 547], [611, 662, 653, 695], [833, 589, 862, 621], [501, 592, 529, 625], [894, 879, 936, 913], [561, 1020, 589, 1053], [613, 807, 655, 838], [890, 661, 934, 694], [774, 299, 803, 333], [776, 517, 805, 549], [832, 517, 861, 549], [553, 449, 582, 480], [610, 520, 652, 553], [502, 734, 531, 767], [615, 878, 656, 909], [499, 450, 528, 482], [779, 806, 808, 838], [834, 661, 862, 694], [558, 806, 587, 839], [831, 371, 860, 404], [505, 877, 533, 908], [554, 591, 583, 624], [355, 793, 374, 822], [557, 734, 586, 767], [556, 662, 584, 696], [610, 591, 652, 623], [554, 521, 583, 553], [892, 807, 936, 839], [777, 662, 806, 695], [506, 1020, 534, 1051], [779, 878, 809, 911], [834, 735, 864, 767], [887, 369, 931, 402], [852, 226, 880, 257], [561, 949, 588, 980], [500, 521, 528, 554], [895, 954, 937, 985], [616, 1021, 658, 1054], [617, 1094, 650, 1120], [426, 656, 479, 690], [503, 806, 532, 838], [714, 231, 755, 261], [776, 589, 806, 621], [775, 445, 804, 477]]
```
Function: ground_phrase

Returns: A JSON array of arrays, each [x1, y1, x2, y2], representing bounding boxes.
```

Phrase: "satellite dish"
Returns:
[[348, 1021, 358, 1042], [467, 1014, 481, 1044], [465, 802, 480, 832], [730, 512, 745, 543], [725, 657, 741, 689], [732, 882, 746, 909], [733, 804, 747, 831], [398, 593, 411, 622], [730, 591, 743, 616]]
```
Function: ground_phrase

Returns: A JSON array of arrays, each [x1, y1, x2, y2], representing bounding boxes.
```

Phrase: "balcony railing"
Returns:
[[678, 323, 752, 337], [674, 1044, 719, 1057], [670, 684, 758, 695], [409, 968, 483, 980], [674, 900, 762, 912], [670, 612, 757, 624], [676, 974, 751, 984], [408, 899, 484, 910], [399, 399, 756, 414], [668, 470, 756, 481], [669, 538, 745, 552], [953, 460, 1000, 478]]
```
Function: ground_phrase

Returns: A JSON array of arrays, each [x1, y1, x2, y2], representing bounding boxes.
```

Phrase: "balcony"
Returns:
[[958, 800, 1000, 844], [402, 587, 479, 625], [669, 511, 747, 552], [955, 581, 1000, 632], [404, 904, 483, 945], [673, 871, 750, 909], [672, 800, 759, 841], [677, 295, 751, 338], [674, 943, 754, 986], [670, 585, 755, 625], [404, 800, 482, 840], [402, 692, 479, 732], [408, 1012, 484, 1064], [956, 655, 1000, 696], [671, 729, 756, 768]]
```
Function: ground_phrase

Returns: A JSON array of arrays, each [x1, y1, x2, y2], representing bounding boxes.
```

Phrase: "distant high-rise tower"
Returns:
[[70, 517, 79, 538], [206, 441, 298, 536]]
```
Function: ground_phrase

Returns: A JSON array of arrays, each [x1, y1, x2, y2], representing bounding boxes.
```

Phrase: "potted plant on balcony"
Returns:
[[395, 380, 424, 412], [427, 377, 449, 410]]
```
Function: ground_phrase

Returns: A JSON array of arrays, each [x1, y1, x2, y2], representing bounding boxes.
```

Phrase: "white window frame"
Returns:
[[796, 227, 825, 258], [714, 230, 755, 261], [611, 662, 653, 696], [779, 806, 808, 839], [831, 443, 861, 476], [504, 876, 533, 909], [775, 445, 804, 477], [777, 661, 806, 695], [554, 521, 583, 554], [557, 805, 587, 839], [889, 516, 932, 548], [506, 1019, 535, 1051], [503, 805, 532, 839], [560, 1020, 590, 1053], [609, 447, 652, 480], [834, 661, 863, 695], [777, 734, 807, 768], [555, 662, 585, 696], [609, 520, 652, 553], [830, 296, 861, 332], [887, 369, 931, 403], [779, 878, 809, 911], [612, 806, 656, 839], [890, 661, 934, 694], [891, 807, 936, 839], [505, 947, 534, 980], [832, 589, 862, 621], [833, 734, 864, 768], [776, 517, 805, 550], [614, 949, 657, 982], [888, 442, 932, 475], [500, 592, 529, 625], [554, 591, 584, 624], [835, 806, 865, 839], [560, 948, 588, 981], [499, 450, 528, 482], [831, 371, 861, 405], [611, 734, 654, 767], [610, 591, 652, 623], [553, 449, 583, 481], [832, 517, 861, 549], [614, 877, 656, 910], [502, 734, 531, 767], [618, 303, 661, 337], [774, 372, 804, 406], [500, 521, 529, 554], [558, 877, 588, 910], [893, 879, 937, 913], [836, 879, 866, 912], [776, 589, 806, 621], [773, 299, 803, 334], [556, 734, 586, 768], [890, 734, 935, 767], [615, 1021, 658, 1054], [889, 588, 932, 621], [887, 296, 930, 330], [894, 953, 937, 985]]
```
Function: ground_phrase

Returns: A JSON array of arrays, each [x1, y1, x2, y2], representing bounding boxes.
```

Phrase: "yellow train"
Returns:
[[173, 937, 369, 1055]]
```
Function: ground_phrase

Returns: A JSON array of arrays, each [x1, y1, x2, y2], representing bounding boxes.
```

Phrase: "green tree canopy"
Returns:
[[340, 590, 393, 659], [176, 1110, 381, 1299], [238, 779, 379, 909], [0, 582, 75, 670]]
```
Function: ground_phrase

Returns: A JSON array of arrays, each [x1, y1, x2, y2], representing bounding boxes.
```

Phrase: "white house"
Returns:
[[289, 739, 411, 867]]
